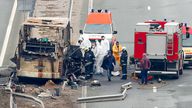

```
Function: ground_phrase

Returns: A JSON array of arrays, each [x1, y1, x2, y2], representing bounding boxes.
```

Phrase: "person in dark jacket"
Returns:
[[140, 53, 151, 84], [102, 50, 116, 81], [120, 47, 128, 80], [84, 47, 95, 80]]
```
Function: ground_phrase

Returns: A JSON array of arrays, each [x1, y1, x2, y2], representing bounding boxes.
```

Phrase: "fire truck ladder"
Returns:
[[167, 34, 174, 56]]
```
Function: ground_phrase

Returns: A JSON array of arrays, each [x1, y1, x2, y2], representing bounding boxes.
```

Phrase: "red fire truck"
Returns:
[[134, 20, 184, 79]]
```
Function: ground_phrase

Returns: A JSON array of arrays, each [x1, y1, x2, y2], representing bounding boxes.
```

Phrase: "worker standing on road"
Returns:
[[112, 41, 122, 65], [111, 36, 117, 50], [101, 50, 116, 81], [140, 53, 151, 85], [99, 36, 110, 75], [120, 47, 128, 80], [84, 47, 95, 80], [93, 40, 104, 75], [91, 42, 99, 74], [101, 36, 110, 55]]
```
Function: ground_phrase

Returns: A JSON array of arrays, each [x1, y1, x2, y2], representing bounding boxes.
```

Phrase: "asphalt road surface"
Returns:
[[0, 0, 14, 55], [79, 0, 192, 108], [2, 0, 34, 66], [87, 68, 192, 108]]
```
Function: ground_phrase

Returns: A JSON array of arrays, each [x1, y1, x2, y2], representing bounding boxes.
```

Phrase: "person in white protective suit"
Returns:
[[91, 42, 98, 73], [91, 41, 104, 74], [100, 36, 110, 55], [96, 36, 109, 74]]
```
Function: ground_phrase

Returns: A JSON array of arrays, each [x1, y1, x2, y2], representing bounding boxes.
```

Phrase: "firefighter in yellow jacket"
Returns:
[[112, 41, 122, 64]]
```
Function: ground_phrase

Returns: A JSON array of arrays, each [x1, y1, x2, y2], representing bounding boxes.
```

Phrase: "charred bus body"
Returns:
[[14, 0, 72, 81]]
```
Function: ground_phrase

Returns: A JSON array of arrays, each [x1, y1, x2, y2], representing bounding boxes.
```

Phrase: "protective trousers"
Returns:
[[121, 65, 127, 80], [95, 54, 104, 74], [141, 69, 148, 84], [85, 64, 93, 80], [107, 69, 112, 81]]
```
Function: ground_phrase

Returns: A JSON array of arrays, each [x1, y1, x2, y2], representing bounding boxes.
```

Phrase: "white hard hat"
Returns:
[[78, 37, 84, 41], [84, 47, 89, 51], [122, 47, 126, 50]]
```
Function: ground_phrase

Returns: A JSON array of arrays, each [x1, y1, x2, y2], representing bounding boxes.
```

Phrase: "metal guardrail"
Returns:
[[1, 70, 45, 108], [68, 0, 73, 22], [5, 73, 15, 108], [77, 82, 132, 103]]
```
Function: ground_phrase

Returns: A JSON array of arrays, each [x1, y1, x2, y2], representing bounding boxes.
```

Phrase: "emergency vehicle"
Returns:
[[182, 26, 192, 67], [79, 9, 117, 41], [134, 20, 184, 79]]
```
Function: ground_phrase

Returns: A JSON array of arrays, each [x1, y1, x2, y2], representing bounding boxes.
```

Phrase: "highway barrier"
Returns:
[[77, 82, 132, 103]]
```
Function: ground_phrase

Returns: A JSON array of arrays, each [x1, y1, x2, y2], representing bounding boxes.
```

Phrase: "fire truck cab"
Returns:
[[134, 20, 184, 79], [79, 9, 117, 41]]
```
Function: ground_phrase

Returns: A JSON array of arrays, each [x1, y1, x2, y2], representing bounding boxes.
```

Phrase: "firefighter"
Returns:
[[120, 47, 128, 80], [101, 50, 116, 81], [112, 41, 122, 65], [140, 53, 151, 85], [84, 47, 95, 80], [77, 37, 91, 57], [76, 37, 83, 46]]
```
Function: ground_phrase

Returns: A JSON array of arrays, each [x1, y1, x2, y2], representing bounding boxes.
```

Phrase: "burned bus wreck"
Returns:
[[15, 17, 71, 80]]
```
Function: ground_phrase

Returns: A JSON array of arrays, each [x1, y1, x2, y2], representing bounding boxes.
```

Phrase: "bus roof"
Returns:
[[86, 12, 112, 24]]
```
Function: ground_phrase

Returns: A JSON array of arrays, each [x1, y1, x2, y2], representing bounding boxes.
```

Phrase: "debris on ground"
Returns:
[[62, 81, 68, 90], [67, 79, 79, 90], [90, 79, 101, 87], [147, 76, 153, 81], [157, 78, 162, 83], [131, 73, 139, 80], [137, 81, 168, 89], [14, 85, 25, 93], [44, 80, 56, 89], [38, 89, 52, 98], [13, 85, 80, 108], [0, 89, 10, 108]]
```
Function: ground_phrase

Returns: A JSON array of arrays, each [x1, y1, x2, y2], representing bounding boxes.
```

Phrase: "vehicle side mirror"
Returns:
[[113, 31, 117, 34], [186, 32, 190, 38], [79, 30, 83, 34]]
